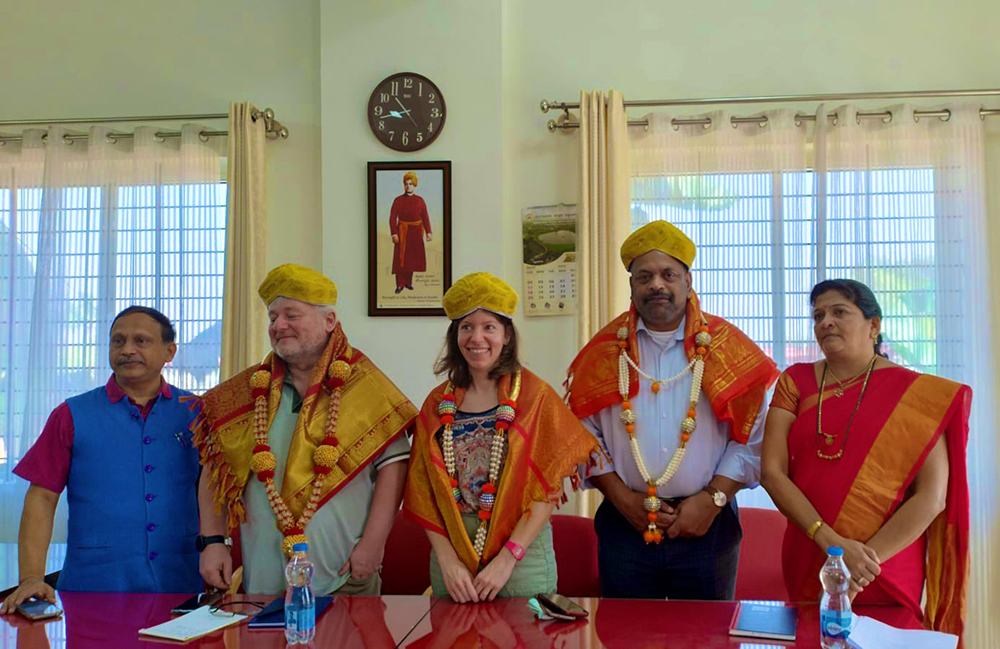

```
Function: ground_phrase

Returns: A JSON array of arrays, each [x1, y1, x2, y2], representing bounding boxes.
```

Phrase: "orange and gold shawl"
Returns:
[[566, 291, 778, 444], [403, 369, 600, 573], [192, 324, 417, 532]]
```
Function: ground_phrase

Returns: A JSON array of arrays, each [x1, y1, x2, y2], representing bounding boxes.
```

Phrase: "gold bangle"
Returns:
[[806, 520, 824, 540]]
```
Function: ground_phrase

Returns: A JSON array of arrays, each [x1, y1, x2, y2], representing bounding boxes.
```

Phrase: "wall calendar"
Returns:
[[521, 204, 577, 317]]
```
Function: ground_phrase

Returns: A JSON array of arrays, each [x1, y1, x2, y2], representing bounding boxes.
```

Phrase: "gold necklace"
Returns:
[[826, 363, 872, 398], [816, 355, 876, 460]]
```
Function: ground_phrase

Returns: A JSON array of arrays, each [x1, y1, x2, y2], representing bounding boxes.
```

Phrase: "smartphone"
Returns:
[[535, 593, 588, 619], [16, 598, 63, 621], [170, 591, 224, 615]]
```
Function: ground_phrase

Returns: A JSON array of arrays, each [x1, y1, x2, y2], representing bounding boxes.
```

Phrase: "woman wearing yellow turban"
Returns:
[[403, 272, 600, 602]]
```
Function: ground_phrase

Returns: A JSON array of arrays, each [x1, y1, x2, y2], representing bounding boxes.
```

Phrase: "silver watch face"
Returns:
[[712, 491, 727, 507]]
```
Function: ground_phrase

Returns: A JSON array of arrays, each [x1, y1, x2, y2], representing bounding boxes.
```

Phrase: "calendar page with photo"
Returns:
[[521, 204, 577, 317]]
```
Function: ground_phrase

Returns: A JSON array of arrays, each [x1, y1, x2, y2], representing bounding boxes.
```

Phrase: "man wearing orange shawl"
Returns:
[[193, 264, 416, 595], [763, 279, 969, 641], [404, 272, 599, 602], [566, 220, 778, 600]]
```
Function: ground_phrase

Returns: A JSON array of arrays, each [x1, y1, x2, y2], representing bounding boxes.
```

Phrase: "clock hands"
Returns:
[[386, 109, 411, 119], [394, 97, 421, 128]]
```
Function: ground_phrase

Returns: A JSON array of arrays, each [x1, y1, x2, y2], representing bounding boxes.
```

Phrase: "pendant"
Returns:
[[834, 387, 844, 398], [823, 433, 835, 446]]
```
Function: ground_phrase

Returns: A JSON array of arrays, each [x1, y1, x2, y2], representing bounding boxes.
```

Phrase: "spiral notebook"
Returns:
[[728, 601, 798, 641]]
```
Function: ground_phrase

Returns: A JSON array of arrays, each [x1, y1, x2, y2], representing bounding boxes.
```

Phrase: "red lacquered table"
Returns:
[[1, 593, 917, 648], [0, 592, 436, 649], [403, 597, 921, 649]]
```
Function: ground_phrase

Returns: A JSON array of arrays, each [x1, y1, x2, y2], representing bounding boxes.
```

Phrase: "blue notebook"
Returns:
[[728, 602, 798, 641], [248, 596, 334, 629]]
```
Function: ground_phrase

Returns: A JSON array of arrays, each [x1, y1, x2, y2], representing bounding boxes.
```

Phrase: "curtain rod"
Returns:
[[0, 108, 289, 144], [540, 88, 1000, 131], [548, 108, 1000, 132]]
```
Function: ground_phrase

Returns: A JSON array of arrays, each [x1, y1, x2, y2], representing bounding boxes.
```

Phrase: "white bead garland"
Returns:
[[440, 371, 522, 561], [617, 326, 708, 488]]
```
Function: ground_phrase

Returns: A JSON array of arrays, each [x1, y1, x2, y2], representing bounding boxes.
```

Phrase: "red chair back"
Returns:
[[381, 514, 432, 594], [551, 514, 601, 597], [734, 506, 788, 600]]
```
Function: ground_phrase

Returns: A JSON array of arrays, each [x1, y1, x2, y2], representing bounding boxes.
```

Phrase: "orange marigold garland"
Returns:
[[249, 355, 352, 557], [439, 371, 521, 561]]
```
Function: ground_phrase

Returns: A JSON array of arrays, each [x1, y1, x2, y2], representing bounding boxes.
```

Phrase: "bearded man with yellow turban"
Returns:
[[567, 221, 779, 600], [194, 264, 416, 595], [403, 272, 599, 603]]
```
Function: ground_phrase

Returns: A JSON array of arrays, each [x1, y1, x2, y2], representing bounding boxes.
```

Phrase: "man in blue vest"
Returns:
[[1, 306, 202, 614]]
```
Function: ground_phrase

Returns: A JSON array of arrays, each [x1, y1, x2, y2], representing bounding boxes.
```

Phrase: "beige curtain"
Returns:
[[220, 101, 268, 380], [576, 90, 631, 517]]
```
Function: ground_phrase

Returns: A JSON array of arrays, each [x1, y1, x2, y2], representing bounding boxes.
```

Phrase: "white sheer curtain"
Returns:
[[0, 126, 226, 552], [629, 103, 997, 648]]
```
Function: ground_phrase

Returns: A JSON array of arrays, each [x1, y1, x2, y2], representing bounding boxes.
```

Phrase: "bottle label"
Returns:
[[821, 610, 852, 638], [286, 607, 297, 630], [298, 606, 315, 631]]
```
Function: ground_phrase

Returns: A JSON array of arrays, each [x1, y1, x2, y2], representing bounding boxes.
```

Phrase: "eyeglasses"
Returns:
[[209, 600, 266, 617]]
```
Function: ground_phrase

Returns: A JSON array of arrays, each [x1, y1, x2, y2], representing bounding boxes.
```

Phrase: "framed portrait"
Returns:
[[368, 161, 452, 316]]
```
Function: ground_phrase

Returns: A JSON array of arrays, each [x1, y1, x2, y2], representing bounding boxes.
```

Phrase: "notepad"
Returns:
[[138, 605, 247, 642], [728, 601, 798, 641], [847, 615, 958, 649]]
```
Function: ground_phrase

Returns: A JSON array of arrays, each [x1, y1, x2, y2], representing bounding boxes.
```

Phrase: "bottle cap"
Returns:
[[827, 546, 844, 557], [293, 542, 308, 552]]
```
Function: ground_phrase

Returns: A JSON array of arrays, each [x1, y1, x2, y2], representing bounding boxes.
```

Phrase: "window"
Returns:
[[0, 182, 226, 474], [631, 168, 940, 374]]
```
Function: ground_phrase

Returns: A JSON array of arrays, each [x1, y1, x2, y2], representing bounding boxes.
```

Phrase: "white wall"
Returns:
[[319, 0, 1000, 401], [2, 0, 324, 271], [319, 1, 504, 404]]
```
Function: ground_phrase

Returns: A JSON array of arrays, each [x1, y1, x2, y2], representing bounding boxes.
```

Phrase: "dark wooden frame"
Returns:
[[367, 161, 452, 317]]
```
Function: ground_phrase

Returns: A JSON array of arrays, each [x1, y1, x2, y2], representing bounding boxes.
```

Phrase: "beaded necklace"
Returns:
[[438, 371, 521, 561], [248, 356, 352, 557], [616, 323, 711, 544]]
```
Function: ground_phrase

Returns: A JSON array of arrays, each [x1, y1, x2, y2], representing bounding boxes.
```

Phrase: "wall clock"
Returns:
[[367, 72, 446, 152]]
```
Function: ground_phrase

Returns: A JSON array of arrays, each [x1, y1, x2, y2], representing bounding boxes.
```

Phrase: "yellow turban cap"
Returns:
[[442, 272, 518, 321], [620, 220, 696, 270], [258, 264, 338, 306]]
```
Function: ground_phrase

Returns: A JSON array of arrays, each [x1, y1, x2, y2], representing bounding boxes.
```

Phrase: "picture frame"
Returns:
[[367, 161, 452, 316]]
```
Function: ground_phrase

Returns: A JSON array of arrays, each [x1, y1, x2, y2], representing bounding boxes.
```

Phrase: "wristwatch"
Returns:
[[503, 540, 526, 561], [195, 535, 232, 552], [701, 485, 728, 508]]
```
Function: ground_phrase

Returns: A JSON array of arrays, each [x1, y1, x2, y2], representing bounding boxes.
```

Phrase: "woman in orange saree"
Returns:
[[762, 279, 969, 639]]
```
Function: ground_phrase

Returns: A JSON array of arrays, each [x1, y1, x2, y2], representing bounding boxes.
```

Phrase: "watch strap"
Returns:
[[196, 535, 230, 552], [701, 485, 726, 507], [503, 540, 526, 561]]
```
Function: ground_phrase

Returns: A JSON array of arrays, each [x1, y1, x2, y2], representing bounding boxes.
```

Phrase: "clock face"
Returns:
[[367, 72, 446, 152]]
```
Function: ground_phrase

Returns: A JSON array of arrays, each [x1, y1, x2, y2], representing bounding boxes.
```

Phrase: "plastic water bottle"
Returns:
[[819, 546, 852, 648], [284, 542, 316, 644]]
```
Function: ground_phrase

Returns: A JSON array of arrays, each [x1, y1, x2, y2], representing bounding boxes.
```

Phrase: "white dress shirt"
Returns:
[[582, 316, 766, 498]]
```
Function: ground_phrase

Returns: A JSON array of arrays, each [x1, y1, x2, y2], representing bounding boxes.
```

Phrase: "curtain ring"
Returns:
[[883, 112, 892, 124], [199, 131, 210, 143], [154, 132, 166, 143], [940, 109, 951, 122]]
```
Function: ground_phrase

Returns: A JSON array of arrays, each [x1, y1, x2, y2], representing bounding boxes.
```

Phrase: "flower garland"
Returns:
[[438, 371, 522, 561], [248, 356, 353, 557], [617, 323, 711, 544]]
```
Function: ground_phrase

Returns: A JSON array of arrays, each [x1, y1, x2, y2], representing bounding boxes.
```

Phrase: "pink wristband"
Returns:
[[504, 540, 525, 561]]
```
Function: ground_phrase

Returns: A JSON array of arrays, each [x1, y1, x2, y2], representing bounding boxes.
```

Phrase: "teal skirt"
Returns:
[[430, 513, 557, 598]]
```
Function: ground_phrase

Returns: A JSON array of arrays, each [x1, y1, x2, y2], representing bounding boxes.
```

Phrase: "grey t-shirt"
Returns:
[[241, 380, 410, 594]]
